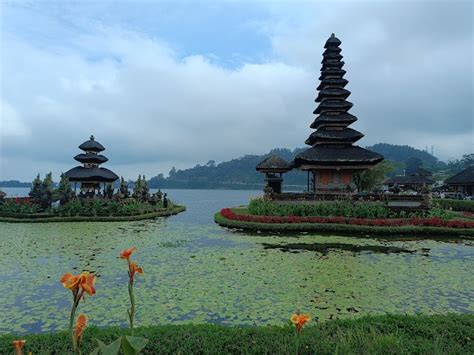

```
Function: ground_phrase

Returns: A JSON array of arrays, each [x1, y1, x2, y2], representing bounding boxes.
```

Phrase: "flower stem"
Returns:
[[128, 275, 136, 334]]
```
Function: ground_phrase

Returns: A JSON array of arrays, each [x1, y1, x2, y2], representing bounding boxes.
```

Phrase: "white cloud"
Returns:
[[0, 28, 313, 180], [0, 1, 472, 182]]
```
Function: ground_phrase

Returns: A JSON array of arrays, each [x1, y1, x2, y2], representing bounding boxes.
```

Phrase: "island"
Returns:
[[215, 34, 474, 237], [0, 136, 185, 222]]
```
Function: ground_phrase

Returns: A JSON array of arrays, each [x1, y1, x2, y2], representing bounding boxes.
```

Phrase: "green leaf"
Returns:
[[93, 337, 122, 355], [122, 335, 149, 354]]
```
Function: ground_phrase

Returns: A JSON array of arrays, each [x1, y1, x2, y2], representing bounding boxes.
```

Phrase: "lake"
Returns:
[[0, 188, 473, 334]]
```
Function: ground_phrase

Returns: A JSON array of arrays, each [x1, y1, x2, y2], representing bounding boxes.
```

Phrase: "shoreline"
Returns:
[[215, 210, 474, 238], [0, 205, 186, 223]]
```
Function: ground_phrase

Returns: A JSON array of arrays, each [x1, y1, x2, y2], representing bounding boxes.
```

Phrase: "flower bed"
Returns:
[[221, 208, 474, 229]]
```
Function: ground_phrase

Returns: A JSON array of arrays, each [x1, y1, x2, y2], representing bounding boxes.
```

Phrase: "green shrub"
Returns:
[[248, 198, 398, 219], [434, 199, 474, 212], [0, 315, 472, 354]]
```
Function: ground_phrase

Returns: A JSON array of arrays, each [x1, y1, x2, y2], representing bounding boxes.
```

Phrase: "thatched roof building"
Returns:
[[292, 34, 383, 193], [65, 135, 118, 193]]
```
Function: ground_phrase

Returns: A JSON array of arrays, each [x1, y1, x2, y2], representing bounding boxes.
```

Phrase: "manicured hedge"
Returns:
[[434, 199, 474, 212], [221, 208, 474, 229], [215, 212, 474, 237], [1, 314, 472, 354], [0, 205, 186, 223]]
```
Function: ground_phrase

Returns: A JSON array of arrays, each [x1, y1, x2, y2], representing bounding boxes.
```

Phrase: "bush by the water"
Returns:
[[435, 199, 474, 212], [1, 314, 472, 354], [54, 199, 166, 217], [0, 199, 39, 214], [248, 198, 459, 220], [0, 198, 171, 218], [249, 198, 397, 218]]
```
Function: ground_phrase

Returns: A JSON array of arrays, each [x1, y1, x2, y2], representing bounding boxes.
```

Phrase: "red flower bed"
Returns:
[[220, 208, 474, 229]]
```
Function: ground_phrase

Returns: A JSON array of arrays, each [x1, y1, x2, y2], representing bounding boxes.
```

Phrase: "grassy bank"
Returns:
[[215, 212, 474, 237], [1, 314, 472, 354], [0, 205, 186, 223]]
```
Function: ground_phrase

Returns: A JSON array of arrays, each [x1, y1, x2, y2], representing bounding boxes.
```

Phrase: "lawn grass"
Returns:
[[0, 314, 472, 354]]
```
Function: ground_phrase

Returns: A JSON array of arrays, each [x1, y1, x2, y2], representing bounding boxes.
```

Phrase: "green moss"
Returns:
[[0, 315, 472, 354]]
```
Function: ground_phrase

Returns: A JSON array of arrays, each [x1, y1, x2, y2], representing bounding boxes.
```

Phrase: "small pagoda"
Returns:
[[292, 34, 383, 194], [256, 155, 292, 193], [65, 135, 119, 196]]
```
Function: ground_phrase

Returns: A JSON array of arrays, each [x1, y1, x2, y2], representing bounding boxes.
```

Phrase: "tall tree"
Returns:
[[119, 177, 129, 198], [41, 172, 54, 209], [141, 175, 150, 202], [132, 175, 142, 200], [56, 173, 74, 205], [29, 174, 43, 204], [354, 161, 394, 192]]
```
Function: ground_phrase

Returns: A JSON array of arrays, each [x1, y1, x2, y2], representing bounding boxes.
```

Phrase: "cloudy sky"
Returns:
[[1, 0, 472, 181]]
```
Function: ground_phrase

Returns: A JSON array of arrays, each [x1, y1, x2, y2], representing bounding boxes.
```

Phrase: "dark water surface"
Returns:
[[0, 188, 473, 334]]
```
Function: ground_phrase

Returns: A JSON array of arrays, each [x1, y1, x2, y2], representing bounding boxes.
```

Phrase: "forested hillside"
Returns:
[[148, 143, 456, 189]]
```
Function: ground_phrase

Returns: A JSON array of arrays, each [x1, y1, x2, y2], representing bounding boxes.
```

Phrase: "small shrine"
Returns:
[[64, 135, 119, 196], [256, 155, 292, 193]]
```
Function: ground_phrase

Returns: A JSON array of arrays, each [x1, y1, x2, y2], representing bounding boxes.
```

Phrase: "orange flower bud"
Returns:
[[74, 313, 87, 344], [12, 340, 26, 355], [129, 261, 144, 279]]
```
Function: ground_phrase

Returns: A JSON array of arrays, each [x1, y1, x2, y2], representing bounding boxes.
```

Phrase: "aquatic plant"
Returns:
[[60, 271, 96, 352], [88, 248, 148, 354], [120, 247, 144, 332]]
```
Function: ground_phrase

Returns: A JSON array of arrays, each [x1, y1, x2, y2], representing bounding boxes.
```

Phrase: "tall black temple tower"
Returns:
[[293, 34, 383, 193]]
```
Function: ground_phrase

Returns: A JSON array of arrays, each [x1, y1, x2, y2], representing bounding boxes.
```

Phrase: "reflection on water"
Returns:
[[0, 188, 473, 334]]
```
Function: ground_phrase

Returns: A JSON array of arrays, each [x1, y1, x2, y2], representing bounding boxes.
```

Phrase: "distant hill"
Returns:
[[3, 144, 464, 190], [366, 143, 445, 174], [148, 143, 447, 189], [149, 148, 308, 190], [0, 180, 31, 188]]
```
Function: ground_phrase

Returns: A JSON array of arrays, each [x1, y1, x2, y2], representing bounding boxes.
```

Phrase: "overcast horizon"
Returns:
[[1, 0, 473, 181]]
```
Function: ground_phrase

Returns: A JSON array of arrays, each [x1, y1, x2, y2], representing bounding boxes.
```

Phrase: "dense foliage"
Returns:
[[249, 198, 398, 218], [434, 199, 474, 212], [1, 315, 472, 354], [54, 199, 166, 217], [146, 143, 462, 189], [222, 208, 474, 229], [353, 161, 394, 191]]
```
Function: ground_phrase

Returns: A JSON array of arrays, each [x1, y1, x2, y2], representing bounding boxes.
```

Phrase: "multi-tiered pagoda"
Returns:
[[293, 34, 383, 193], [65, 135, 119, 195]]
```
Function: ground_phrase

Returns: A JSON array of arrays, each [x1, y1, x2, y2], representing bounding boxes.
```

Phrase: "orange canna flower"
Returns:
[[12, 340, 26, 355], [120, 247, 137, 261], [60, 272, 80, 291], [60, 271, 96, 300], [129, 261, 144, 278], [78, 272, 96, 296], [74, 313, 87, 344], [290, 313, 311, 332]]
